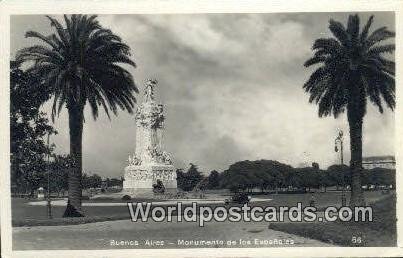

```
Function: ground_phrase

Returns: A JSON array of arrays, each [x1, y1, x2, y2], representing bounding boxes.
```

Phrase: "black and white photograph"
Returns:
[[1, 0, 402, 257]]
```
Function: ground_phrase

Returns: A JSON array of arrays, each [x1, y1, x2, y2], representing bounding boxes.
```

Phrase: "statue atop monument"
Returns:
[[123, 79, 177, 196], [135, 79, 164, 130], [144, 79, 157, 102]]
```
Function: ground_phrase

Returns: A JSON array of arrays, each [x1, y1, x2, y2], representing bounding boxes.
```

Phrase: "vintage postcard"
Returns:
[[1, 0, 402, 257]]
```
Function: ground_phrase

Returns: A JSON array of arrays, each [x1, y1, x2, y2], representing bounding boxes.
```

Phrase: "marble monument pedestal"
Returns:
[[123, 163, 177, 197]]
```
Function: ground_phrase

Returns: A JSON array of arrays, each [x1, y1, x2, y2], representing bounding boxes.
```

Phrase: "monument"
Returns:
[[123, 79, 177, 196]]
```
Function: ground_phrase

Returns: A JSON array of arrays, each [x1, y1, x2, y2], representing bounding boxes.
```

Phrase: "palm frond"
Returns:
[[329, 19, 348, 45], [378, 80, 395, 111], [366, 27, 395, 47], [367, 44, 395, 55], [346, 14, 360, 42], [360, 15, 374, 42], [362, 73, 383, 113], [378, 57, 395, 76], [25, 31, 59, 49], [46, 16, 70, 47], [16, 45, 64, 64], [304, 56, 327, 67], [312, 38, 342, 55], [303, 67, 329, 91]]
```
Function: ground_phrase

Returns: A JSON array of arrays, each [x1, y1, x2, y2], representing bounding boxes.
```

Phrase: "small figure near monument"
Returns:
[[37, 187, 45, 200], [309, 194, 316, 207], [152, 180, 165, 194]]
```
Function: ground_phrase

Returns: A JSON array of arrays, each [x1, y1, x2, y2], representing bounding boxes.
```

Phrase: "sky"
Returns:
[[10, 12, 395, 177]]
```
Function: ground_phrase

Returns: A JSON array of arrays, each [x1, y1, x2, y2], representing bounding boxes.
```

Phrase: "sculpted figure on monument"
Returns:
[[135, 105, 144, 126], [144, 146, 173, 165], [128, 154, 142, 166], [144, 79, 157, 102], [156, 104, 165, 128], [147, 146, 160, 162], [162, 151, 173, 165], [133, 155, 141, 165]]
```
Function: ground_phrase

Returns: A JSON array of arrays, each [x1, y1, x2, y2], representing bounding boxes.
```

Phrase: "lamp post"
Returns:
[[46, 133, 52, 219], [334, 130, 346, 206]]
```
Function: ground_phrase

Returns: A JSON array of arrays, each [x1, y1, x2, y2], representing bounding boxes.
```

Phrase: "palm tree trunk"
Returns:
[[63, 105, 85, 217], [347, 106, 365, 207]]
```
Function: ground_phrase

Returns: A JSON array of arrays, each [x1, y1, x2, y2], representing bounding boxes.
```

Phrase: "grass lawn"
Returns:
[[269, 193, 396, 246], [257, 190, 387, 208], [12, 198, 272, 226], [11, 190, 388, 228], [12, 198, 135, 223]]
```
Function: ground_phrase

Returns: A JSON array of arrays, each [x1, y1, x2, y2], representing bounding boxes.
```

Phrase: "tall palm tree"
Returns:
[[16, 15, 138, 216], [303, 14, 395, 206]]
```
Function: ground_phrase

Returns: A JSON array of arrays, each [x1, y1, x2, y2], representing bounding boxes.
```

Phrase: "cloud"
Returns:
[[144, 15, 244, 58], [10, 13, 395, 177]]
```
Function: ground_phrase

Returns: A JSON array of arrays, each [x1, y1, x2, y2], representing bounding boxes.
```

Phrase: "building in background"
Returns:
[[362, 155, 395, 170]]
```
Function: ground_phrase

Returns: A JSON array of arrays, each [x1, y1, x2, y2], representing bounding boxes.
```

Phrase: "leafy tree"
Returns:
[[207, 170, 220, 189], [176, 168, 186, 190], [379, 169, 395, 188], [82, 173, 102, 189], [195, 158, 395, 194], [295, 167, 320, 192], [49, 155, 73, 196], [327, 164, 350, 189], [16, 15, 138, 216], [284, 170, 302, 189], [81, 173, 90, 190], [225, 174, 249, 193], [303, 14, 395, 205], [362, 168, 395, 189], [10, 61, 57, 196], [270, 169, 286, 190], [106, 178, 111, 188], [318, 170, 332, 192], [177, 163, 204, 191], [219, 160, 294, 192], [256, 171, 273, 192]]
